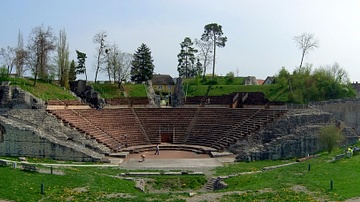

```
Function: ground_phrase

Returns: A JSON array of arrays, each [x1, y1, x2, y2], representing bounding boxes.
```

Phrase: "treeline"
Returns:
[[275, 63, 356, 103], [0, 25, 138, 88]]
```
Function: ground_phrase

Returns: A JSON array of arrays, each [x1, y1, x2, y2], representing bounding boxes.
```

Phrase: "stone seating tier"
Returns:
[[48, 108, 288, 152]]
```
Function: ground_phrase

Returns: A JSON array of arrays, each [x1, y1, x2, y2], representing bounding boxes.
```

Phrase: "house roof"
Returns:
[[263, 76, 275, 85], [151, 74, 175, 85], [257, 79, 265, 85]]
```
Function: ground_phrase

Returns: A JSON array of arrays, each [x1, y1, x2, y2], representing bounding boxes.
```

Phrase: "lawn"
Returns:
[[7, 77, 76, 100], [1, 145, 359, 201], [216, 146, 360, 201]]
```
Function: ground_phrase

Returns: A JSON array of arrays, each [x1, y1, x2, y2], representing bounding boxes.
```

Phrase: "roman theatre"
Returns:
[[0, 84, 358, 169]]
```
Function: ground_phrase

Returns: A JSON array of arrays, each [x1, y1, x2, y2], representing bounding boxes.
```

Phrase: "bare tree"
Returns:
[[104, 43, 131, 84], [93, 30, 107, 83], [116, 51, 132, 86], [56, 29, 70, 88], [26, 25, 56, 86], [293, 33, 319, 69], [0, 46, 16, 75], [104, 43, 117, 83], [318, 62, 350, 84], [194, 38, 213, 79]]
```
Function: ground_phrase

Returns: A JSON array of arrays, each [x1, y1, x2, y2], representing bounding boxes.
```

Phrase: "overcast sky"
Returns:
[[1, 0, 360, 82]]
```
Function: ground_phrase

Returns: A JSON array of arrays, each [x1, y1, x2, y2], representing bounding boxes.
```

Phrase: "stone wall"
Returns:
[[171, 78, 185, 107], [231, 109, 359, 161], [310, 98, 360, 133], [69, 80, 105, 108], [0, 109, 109, 162], [0, 84, 45, 109]]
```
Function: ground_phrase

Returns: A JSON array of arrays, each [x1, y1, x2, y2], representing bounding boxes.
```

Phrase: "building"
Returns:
[[151, 74, 175, 94], [263, 76, 275, 85]]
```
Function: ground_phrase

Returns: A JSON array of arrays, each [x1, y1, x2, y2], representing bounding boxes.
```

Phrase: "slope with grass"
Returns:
[[0, 144, 359, 201], [5, 77, 76, 101]]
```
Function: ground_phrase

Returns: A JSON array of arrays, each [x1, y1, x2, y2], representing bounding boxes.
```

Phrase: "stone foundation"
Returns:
[[231, 109, 359, 161], [0, 109, 109, 162]]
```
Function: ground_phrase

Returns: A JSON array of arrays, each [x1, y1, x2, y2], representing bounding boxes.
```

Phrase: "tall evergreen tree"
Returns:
[[130, 43, 154, 83], [201, 23, 227, 78], [75, 50, 87, 81], [177, 37, 198, 78]]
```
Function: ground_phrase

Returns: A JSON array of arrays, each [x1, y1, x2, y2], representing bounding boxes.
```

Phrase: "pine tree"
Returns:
[[201, 23, 227, 78], [130, 43, 154, 83], [177, 37, 198, 78], [75, 50, 87, 81]]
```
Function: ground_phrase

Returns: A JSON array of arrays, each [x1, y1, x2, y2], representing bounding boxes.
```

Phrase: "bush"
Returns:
[[318, 125, 345, 153]]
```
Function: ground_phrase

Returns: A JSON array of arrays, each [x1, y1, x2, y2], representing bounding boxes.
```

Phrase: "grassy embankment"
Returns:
[[2, 76, 289, 102], [92, 76, 289, 102], [1, 143, 359, 201], [5, 77, 76, 100]]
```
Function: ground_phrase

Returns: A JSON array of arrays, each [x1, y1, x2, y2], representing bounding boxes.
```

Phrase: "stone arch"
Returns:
[[0, 124, 5, 143]]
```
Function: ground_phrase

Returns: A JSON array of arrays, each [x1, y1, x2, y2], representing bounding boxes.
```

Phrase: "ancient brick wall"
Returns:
[[0, 110, 108, 162], [231, 109, 359, 161], [0, 85, 45, 109], [311, 98, 360, 133]]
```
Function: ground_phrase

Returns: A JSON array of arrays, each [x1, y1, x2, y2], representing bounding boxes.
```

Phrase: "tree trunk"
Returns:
[[95, 67, 99, 83], [299, 50, 305, 69], [212, 40, 216, 79], [202, 57, 207, 80]]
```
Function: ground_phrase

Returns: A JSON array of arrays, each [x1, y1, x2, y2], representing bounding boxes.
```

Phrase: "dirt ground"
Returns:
[[125, 150, 212, 161]]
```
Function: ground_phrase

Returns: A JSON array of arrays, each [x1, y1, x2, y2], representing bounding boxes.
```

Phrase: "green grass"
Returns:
[[219, 147, 360, 201], [148, 175, 207, 191], [213, 159, 293, 176], [183, 76, 244, 85], [7, 77, 76, 100], [123, 84, 147, 97], [91, 83, 147, 98], [0, 166, 139, 201], [3, 76, 288, 102], [3, 77, 149, 101], [92, 83, 124, 99], [1, 146, 360, 201], [184, 82, 289, 102], [220, 190, 318, 202]]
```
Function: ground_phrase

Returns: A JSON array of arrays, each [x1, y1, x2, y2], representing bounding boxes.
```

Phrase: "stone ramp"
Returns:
[[119, 158, 224, 170]]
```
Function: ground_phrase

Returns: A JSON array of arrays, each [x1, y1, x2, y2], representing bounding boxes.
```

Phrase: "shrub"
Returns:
[[318, 125, 345, 153]]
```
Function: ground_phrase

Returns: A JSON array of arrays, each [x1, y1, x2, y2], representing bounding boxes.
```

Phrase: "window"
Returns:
[[157, 85, 162, 90], [167, 85, 172, 90]]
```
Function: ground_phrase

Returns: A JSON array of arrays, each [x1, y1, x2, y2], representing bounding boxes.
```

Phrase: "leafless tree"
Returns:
[[293, 33, 319, 69], [104, 43, 131, 85], [26, 25, 56, 86], [194, 38, 213, 79], [56, 29, 70, 88], [318, 62, 350, 84], [116, 51, 132, 86], [104, 43, 116, 83], [93, 30, 107, 83], [0, 46, 16, 75]]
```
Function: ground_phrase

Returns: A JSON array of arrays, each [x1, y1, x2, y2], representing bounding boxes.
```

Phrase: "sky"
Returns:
[[1, 0, 360, 82]]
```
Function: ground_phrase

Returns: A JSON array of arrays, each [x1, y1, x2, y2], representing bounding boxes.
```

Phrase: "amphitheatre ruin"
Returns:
[[0, 80, 359, 168]]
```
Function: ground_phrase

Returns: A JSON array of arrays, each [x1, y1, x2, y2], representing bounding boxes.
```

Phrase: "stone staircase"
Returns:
[[202, 177, 217, 191]]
